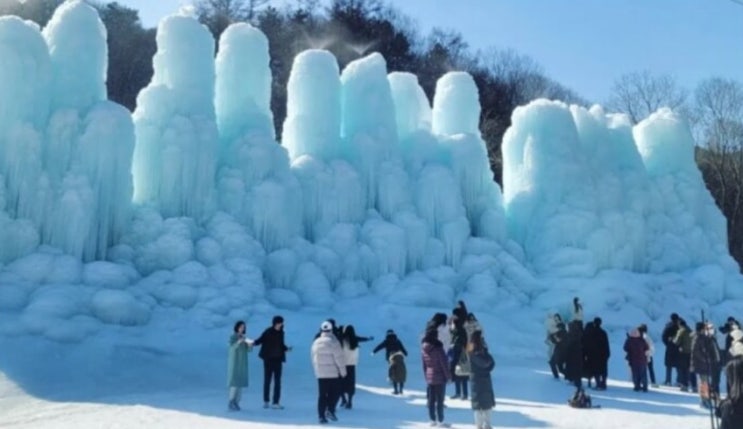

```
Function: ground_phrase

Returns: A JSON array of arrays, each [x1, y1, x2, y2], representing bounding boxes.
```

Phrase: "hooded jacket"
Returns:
[[311, 332, 347, 379], [624, 330, 649, 367]]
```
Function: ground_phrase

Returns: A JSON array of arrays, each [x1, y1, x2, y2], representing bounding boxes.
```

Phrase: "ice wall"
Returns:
[[503, 101, 740, 293], [132, 12, 217, 220], [0, 2, 741, 341], [0, 1, 133, 262]]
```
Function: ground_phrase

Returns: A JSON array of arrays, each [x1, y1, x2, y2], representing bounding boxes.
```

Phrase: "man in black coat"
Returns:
[[565, 320, 584, 389], [662, 313, 680, 386], [253, 315, 291, 408], [590, 317, 610, 390]]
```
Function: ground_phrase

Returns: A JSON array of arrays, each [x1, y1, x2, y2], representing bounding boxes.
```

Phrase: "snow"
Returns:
[[0, 301, 721, 429], [0, 3, 741, 428]]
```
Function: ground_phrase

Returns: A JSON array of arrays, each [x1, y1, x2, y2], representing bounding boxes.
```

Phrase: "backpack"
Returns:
[[568, 388, 593, 409]]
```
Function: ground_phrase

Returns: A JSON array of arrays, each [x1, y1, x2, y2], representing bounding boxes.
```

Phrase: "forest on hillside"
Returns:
[[2, 0, 742, 269]]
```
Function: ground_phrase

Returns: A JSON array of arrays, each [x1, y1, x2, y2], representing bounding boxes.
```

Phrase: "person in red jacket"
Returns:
[[624, 328, 649, 392], [422, 327, 451, 427]]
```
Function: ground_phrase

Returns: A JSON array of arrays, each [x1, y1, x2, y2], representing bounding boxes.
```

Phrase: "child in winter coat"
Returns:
[[624, 328, 649, 392], [468, 330, 495, 429], [228, 320, 254, 411], [422, 328, 451, 427], [388, 351, 407, 395]]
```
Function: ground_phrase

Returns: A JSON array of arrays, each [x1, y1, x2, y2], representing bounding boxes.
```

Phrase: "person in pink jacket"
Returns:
[[422, 327, 452, 427]]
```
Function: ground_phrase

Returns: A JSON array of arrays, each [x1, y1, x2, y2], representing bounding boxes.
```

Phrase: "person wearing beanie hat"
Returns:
[[662, 313, 681, 386], [312, 320, 346, 424], [624, 327, 649, 392], [253, 315, 292, 409], [638, 324, 657, 387]]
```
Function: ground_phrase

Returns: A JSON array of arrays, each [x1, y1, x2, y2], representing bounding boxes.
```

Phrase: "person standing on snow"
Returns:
[[717, 356, 743, 429], [592, 317, 610, 390], [638, 324, 657, 387], [549, 322, 568, 379], [339, 325, 373, 409], [565, 320, 584, 389], [720, 316, 740, 363], [582, 321, 598, 388], [662, 313, 680, 386], [674, 319, 693, 392], [422, 327, 452, 427], [450, 314, 469, 400], [468, 330, 495, 429], [572, 297, 584, 324], [252, 315, 291, 409], [691, 322, 721, 408], [228, 320, 254, 411], [624, 328, 649, 392], [311, 321, 347, 424]]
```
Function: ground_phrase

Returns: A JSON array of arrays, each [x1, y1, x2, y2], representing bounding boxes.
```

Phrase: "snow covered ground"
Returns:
[[0, 300, 713, 429]]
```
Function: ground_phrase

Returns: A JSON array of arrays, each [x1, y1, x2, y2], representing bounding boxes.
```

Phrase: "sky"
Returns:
[[116, 0, 743, 104]]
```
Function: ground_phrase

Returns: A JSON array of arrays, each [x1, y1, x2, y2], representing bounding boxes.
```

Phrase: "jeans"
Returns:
[[263, 359, 282, 404], [427, 384, 445, 423]]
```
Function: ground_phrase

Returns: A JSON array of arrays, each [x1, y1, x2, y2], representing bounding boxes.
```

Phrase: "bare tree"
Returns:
[[195, 0, 268, 39], [607, 70, 688, 123], [694, 78, 743, 263]]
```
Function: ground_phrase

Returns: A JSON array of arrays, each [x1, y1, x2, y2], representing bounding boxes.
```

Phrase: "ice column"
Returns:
[[132, 13, 218, 220], [215, 23, 300, 251]]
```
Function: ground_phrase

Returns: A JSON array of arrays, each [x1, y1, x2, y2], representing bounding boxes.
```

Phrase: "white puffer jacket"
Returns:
[[312, 333, 347, 379]]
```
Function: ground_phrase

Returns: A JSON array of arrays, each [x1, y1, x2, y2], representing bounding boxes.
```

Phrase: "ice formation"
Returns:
[[0, 2, 740, 343]]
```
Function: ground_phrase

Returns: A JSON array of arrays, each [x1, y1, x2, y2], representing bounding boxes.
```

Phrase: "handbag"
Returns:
[[455, 351, 471, 377]]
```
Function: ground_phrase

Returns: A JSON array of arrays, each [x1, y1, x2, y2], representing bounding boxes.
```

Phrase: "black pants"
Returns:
[[454, 376, 469, 398], [677, 354, 691, 387], [340, 366, 356, 405], [329, 376, 342, 410], [427, 384, 445, 423], [393, 382, 404, 394], [263, 359, 282, 404], [647, 358, 656, 385], [594, 360, 608, 388], [317, 378, 337, 418]]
